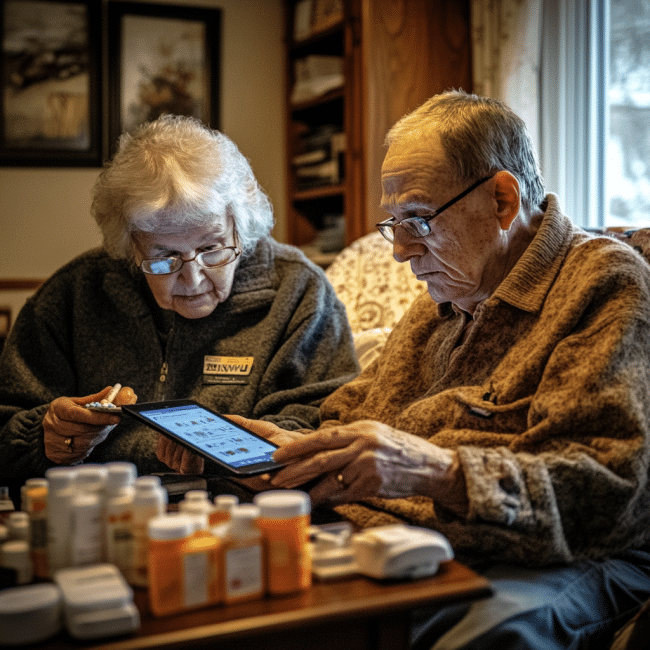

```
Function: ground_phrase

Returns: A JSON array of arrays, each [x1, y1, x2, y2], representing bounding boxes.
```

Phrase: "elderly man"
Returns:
[[230, 91, 650, 649]]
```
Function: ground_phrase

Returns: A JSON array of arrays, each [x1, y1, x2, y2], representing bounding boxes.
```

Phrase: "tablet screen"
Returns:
[[134, 402, 278, 470]]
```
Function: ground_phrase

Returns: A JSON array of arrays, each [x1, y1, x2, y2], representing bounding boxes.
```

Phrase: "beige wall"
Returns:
[[0, 0, 286, 322]]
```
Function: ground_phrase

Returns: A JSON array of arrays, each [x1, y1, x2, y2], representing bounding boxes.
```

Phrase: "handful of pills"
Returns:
[[84, 384, 124, 413], [85, 402, 122, 413]]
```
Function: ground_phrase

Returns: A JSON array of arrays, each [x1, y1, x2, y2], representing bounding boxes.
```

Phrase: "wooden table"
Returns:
[[43, 560, 490, 650]]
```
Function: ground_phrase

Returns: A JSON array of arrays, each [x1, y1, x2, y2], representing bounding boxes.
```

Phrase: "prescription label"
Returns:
[[225, 545, 263, 599]]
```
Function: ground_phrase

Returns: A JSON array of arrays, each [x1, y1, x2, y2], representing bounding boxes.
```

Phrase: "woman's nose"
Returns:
[[178, 257, 205, 286]]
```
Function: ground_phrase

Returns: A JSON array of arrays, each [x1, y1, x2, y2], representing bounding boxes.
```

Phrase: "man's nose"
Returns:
[[392, 226, 426, 264]]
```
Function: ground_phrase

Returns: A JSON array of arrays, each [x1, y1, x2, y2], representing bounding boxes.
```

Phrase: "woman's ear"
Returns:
[[493, 171, 521, 230]]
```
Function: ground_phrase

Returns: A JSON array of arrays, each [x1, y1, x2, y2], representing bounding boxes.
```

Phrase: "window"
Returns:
[[607, 0, 650, 226], [539, 0, 650, 228]]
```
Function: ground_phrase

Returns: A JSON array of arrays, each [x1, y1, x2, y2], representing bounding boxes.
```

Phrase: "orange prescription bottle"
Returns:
[[209, 495, 239, 526], [254, 491, 312, 595], [221, 504, 264, 604], [148, 515, 193, 617], [180, 518, 223, 608], [148, 514, 223, 617], [24, 485, 48, 579]]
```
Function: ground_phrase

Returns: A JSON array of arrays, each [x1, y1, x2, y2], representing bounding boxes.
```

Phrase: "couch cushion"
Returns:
[[325, 231, 427, 334]]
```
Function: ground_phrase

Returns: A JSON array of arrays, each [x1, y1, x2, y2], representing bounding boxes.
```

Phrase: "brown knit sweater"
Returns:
[[321, 195, 650, 566]]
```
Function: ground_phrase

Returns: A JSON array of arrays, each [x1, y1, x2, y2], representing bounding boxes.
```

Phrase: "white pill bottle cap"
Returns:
[[254, 490, 310, 518]]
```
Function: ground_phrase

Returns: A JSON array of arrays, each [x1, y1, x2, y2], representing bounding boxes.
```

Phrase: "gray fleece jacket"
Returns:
[[322, 196, 650, 566], [0, 237, 359, 483]]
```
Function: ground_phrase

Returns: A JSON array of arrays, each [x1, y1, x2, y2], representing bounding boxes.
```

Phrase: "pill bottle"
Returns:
[[69, 492, 103, 566], [104, 462, 136, 575], [148, 515, 193, 617], [6, 512, 30, 542], [179, 490, 215, 524], [148, 515, 222, 616], [20, 478, 47, 510], [254, 490, 312, 595], [104, 462, 137, 493], [0, 540, 33, 585], [180, 517, 222, 609], [24, 485, 48, 578], [128, 476, 167, 587], [45, 467, 76, 575], [221, 504, 264, 604], [210, 495, 239, 526], [73, 464, 107, 495], [105, 488, 135, 576], [73, 465, 108, 561], [0, 486, 15, 524]]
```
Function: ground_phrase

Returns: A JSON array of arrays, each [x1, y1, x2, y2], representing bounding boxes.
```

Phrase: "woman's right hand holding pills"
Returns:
[[43, 386, 137, 464]]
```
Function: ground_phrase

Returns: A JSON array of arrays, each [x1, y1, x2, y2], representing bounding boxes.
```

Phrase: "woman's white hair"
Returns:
[[92, 114, 274, 263], [385, 90, 546, 216]]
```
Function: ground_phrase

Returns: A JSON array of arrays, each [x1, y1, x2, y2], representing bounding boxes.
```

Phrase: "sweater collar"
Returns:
[[491, 194, 575, 313]]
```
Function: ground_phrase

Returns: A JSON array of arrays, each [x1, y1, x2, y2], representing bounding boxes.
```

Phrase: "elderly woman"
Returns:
[[238, 92, 650, 649], [0, 115, 358, 485]]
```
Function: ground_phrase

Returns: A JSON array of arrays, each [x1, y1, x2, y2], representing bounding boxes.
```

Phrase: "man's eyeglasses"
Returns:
[[376, 176, 492, 243], [139, 241, 241, 275]]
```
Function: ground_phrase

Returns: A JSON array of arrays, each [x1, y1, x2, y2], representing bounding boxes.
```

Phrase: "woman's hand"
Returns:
[[155, 414, 306, 476], [43, 386, 137, 465], [269, 420, 469, 515]]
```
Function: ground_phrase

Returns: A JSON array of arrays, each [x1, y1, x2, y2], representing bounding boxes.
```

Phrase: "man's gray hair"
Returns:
[[385, 90, 546, 215], [92, 114, 274, 264]]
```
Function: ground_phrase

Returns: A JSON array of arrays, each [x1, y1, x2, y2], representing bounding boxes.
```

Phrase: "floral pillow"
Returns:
[[325, 231, 427, 368]]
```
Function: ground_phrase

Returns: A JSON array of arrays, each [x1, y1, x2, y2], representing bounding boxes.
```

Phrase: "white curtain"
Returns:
[[470, 0, 543, 156]]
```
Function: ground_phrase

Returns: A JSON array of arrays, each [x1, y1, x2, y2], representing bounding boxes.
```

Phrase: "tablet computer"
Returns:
[[121, 399, 284, 477]]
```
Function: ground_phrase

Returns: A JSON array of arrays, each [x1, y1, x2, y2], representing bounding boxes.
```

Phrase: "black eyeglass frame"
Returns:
[[139, 233, 241, 276], [376, 175, 492, 242]]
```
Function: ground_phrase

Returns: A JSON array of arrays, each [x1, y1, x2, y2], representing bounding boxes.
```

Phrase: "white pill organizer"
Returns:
[[352, 524, 454, 580], [54, 563, 140, 640], [0, 583, 62, 646]]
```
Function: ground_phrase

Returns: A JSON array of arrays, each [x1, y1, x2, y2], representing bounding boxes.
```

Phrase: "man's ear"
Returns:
[[493, 171, 521, 230]]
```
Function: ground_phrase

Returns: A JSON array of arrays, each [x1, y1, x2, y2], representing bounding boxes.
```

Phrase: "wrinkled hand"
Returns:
[[156, 414, 306, 478], [44, 386, 137, 465], [269, 420, 468, 515]]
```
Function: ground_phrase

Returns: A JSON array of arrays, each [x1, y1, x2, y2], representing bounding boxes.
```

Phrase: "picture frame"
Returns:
[[0, 0, 102, 166], [108, 2, 221, 156]]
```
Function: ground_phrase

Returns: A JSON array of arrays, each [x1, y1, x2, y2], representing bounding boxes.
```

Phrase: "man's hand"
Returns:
[[44, 386, 137, 464], [269, 420, 469, 515]]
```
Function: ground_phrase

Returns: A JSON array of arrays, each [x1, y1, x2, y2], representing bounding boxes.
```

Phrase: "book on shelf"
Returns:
[[293, 127, 346, 190], [293, 0, 344, 43], [292, 149, 328, 166], [291, 55, 344, 104], [295, 159, 339, 184], [311, 0, 344, 34], [293, 0, 314, 41]]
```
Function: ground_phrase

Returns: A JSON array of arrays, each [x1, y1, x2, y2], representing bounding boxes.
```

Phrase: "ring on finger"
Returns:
[[64, 437, 74, 453]]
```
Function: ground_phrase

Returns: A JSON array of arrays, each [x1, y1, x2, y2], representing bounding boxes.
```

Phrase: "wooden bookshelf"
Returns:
[[283, 0, 473, 258]]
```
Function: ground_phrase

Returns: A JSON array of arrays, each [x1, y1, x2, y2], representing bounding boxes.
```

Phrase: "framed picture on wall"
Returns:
[[108, 2, 221, 156], [0, 0, 102, 166]]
